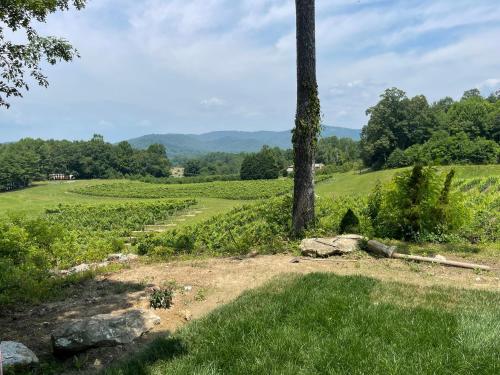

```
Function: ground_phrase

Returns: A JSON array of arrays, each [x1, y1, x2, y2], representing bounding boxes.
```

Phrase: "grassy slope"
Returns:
[[104, 273, 500, 375], [316, 164, 500, 197], [0, 180, 246, 222]]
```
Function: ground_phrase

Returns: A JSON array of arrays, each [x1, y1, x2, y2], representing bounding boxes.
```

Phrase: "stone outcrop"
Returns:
[[0, 341, 39, 370], [51, 309, 160, 355], [300, 235, 364, 258]]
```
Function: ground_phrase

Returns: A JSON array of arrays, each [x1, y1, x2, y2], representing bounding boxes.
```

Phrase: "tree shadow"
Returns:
[[99, 333, 188, 375]]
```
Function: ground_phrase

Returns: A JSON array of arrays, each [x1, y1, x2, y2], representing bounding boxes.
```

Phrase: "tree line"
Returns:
[[360, 88, 500, 169], [0, 135, 171, 191]]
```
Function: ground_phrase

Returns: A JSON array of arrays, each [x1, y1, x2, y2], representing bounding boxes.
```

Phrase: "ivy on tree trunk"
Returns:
[[292, 0, 321, 235]]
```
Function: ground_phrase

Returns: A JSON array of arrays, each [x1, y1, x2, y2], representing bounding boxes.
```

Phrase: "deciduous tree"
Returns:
[[0, 0, 86, 107]]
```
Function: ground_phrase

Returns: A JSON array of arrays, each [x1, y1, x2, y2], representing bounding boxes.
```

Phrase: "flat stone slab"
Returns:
[[300, 235, 364, 258], [51, 309, 160, 355], [0, 341, 39, 370]]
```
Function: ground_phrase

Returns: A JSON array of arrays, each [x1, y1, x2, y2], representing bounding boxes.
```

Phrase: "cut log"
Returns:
[[392, 253, 491, 270], [366, 240, 491, 271]]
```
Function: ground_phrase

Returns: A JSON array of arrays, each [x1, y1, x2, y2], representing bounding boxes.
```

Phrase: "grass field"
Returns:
[[104, 273, 500, 375], [316, 164, 500, 197]]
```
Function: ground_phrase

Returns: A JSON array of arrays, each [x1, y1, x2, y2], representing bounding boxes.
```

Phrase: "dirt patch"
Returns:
[[1, 253, 498, 374]]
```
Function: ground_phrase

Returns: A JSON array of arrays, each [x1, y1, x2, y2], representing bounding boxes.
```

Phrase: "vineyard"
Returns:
[[0, 167, 498, 306], [72, 179, 294, 200], [136, 172, 500, 258], [0, 199, 197, 304], [45, 199, 196, 233]]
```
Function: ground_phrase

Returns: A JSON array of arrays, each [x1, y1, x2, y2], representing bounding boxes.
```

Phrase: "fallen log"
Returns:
[[366, 240, 491, 271]]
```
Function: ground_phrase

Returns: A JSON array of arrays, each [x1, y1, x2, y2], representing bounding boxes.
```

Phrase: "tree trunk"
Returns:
[[292, 0, 320, 235]]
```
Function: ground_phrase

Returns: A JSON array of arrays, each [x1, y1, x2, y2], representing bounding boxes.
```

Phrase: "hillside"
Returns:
[[126, 126, 361, 158]]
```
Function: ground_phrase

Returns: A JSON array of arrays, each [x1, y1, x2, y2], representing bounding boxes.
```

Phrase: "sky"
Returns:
[[1, 0, 499, 143]]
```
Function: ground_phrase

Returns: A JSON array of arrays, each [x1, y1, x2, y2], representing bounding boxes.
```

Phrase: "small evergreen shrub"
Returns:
[[339, 209, 360, 234]]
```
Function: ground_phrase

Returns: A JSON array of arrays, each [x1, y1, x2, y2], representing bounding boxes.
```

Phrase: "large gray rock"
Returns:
[[0, 341, 39, 370], [300, 235, 364, 258], [51, 309, 160, 355]]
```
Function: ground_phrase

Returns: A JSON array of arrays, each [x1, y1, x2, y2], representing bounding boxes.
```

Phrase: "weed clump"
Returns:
[[150, 287, 174, 309]]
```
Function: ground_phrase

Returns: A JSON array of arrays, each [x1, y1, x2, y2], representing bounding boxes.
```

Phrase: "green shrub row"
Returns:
[[72, 176, 332, 200], [45, 199, 196, 234], [0, 199, 196, 305]]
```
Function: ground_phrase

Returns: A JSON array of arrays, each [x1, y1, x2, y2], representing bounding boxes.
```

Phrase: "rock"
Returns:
[[107, 253, 139, 262], [126, 254, 139, 261], [67, 263, 91, 275], [181, 309, 193, 321], [107, 253, 126, 262], [300, 235, 364, 258], [51, 309, 161, 355], [290, 257, 301, 263], [0, 341, 39, 370]]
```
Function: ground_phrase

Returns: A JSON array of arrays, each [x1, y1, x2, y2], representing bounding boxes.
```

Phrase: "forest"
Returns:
[[360, 88, 500, 169], [0, 135, 171, 191]]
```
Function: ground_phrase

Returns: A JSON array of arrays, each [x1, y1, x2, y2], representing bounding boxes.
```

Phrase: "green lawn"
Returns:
[[317, 164, 500, 197], [104, 273, 500, 375]]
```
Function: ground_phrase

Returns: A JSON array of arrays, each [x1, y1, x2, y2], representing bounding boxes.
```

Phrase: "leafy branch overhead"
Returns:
[[0, 0, 86, 107]]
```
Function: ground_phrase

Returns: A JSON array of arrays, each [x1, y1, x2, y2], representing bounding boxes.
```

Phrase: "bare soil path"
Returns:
[[1, 253, 498, 374]]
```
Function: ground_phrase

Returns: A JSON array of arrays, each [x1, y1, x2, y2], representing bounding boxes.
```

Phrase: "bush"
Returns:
[[374, 166, 469, 241], [402, 132, 500, 166], [150, 287, 174, 309], [339, 209, 360, 234], [385, 148, 411, 169]]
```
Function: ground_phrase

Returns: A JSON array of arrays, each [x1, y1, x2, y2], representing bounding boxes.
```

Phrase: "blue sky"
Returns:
[[1, 0, 499, 142]]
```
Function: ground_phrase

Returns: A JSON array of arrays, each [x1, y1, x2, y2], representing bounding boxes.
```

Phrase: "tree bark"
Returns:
[[293, 0, 320, 235]]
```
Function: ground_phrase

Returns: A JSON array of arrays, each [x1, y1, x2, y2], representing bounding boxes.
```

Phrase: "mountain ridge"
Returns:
[[127, 126, 361, 158]]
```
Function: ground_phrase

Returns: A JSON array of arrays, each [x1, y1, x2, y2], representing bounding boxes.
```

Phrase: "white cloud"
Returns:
[[201, 97, 227, 108], [478, 78, 500, 90], [1, 0, 499, 141]]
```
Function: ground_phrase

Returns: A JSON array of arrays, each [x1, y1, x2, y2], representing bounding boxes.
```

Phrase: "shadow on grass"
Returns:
[[102, 335, 187, 375]]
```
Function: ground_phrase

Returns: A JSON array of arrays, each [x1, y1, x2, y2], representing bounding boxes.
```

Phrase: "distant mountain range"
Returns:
[[127, 126, 361, 158]]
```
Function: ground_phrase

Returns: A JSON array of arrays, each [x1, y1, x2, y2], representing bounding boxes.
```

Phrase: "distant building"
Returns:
[[49, 174, 75, 181], [286, 163, 325, 175], [170, 167, 185, 178]]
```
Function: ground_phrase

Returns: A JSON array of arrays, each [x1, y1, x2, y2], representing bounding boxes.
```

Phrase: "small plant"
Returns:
[[150, 287, 174, 309], [73, 354, 88, 371], [195, 288, 207, 302]]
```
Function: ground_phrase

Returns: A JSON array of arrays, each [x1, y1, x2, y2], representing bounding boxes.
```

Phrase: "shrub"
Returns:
[[385, 148, 411, 169], [375, 166, 469, 241], [150, 287, 174, 309], [339, 209, 360, 234]]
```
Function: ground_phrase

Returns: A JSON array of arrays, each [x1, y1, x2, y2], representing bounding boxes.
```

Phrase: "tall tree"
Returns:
[[292, 0, 321, 234], [0, 0, 86, 107]]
